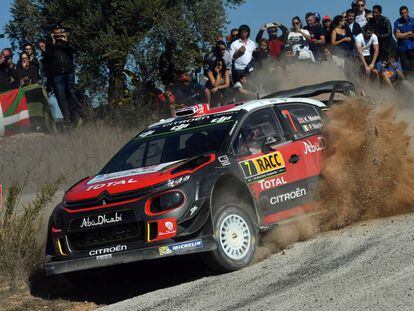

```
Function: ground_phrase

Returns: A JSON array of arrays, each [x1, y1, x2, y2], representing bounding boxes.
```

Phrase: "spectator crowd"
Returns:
[[1, 1, 414, 122], [163, 1, 414, 115]]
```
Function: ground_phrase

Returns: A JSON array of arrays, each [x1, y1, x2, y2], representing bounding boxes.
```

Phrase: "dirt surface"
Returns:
[[100, 213, 414, 311]]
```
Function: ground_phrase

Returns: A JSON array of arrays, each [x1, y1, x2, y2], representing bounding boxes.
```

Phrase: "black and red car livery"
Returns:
[[45, 81, 355, 275]]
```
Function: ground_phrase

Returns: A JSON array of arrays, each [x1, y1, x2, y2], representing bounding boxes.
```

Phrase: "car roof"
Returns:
[[228, 97, 326, 112], [149, 97, 326, 128]]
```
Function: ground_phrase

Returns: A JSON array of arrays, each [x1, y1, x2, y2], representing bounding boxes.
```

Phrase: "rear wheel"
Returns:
[[202, 203, 258, 272]]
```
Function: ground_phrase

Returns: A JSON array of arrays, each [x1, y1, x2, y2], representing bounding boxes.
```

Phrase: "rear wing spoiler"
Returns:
[[262, 81, 356, 106]]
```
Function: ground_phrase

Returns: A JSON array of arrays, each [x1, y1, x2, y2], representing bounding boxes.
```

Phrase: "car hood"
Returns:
[[64, 155, 215, 202]]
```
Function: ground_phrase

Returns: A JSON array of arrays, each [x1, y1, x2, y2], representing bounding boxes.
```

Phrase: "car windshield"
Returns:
[[100, 112, 237, 174]]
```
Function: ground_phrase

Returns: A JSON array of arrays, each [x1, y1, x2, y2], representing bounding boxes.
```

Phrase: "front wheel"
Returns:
[[202, 203, 258, 272]]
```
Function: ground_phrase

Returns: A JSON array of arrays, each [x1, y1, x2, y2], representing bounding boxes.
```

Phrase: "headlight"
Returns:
[[146, 191, 185, 215], [167, 175, 190, 188]]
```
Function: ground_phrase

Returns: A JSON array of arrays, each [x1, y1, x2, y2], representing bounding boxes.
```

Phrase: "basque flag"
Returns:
[[0, 88, 30, 136]]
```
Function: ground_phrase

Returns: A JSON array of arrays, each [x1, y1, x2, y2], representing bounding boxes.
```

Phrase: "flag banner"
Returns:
[[0, 88, 30, 136], [0, 85, 57, 136]]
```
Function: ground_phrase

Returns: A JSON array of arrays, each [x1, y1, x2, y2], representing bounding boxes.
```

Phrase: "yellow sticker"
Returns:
[[239, 151, 286, 183], [158, 246, 172, 256]]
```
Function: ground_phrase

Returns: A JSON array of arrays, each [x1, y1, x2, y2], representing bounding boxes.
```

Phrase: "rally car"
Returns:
[[44, 81, 355, 275]]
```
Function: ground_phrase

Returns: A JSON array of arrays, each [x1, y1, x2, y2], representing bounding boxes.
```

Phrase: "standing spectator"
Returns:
[[345, 8, 363, 54], [226, 28, 239, 48], [287, 17, 315, 62], [203, 41, 232, 77], [158, 40, 180, 88], [354, 0, 371, 28], [255, 22, 288, 59], [15, 52, 39, 87], [230, 24, 257, 83], [253, 39, 271, 69], [394, 6, 414, 73], [355, 25, 380, 79], [205, 59, 230, 106], [331, 15, 353, 59], [21, 43, 39, 70], [0, 48, 18, 92], [38, 39, 64, 122], [370, 5, 394, 57], [45, 25, 81, 127], [322, 16, 332, 46], [303, 12, 326, 61]]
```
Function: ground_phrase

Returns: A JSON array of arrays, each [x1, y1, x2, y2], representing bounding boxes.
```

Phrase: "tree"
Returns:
[[6, 0, 244, 105]]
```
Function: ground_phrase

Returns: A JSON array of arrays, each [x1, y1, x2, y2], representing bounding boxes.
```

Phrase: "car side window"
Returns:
[[234, 108, 284, 155], [277, 103, 324, 139]]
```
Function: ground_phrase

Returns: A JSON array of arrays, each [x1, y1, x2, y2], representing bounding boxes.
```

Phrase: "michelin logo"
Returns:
[[158, 239, 203, 256]]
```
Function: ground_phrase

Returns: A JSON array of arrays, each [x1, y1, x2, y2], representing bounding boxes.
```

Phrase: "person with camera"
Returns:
[[287, 17, 315, 63], [45, 25, 81, 127], [229, 24, 257, 83], [15, 52, 39, 87], [303, 12, 326, 62], [0, 48, 18, 92], [255, 22, 288, 59]]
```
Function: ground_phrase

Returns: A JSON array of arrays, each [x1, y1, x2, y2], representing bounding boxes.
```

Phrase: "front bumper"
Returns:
[[44, 235, 217, 275]]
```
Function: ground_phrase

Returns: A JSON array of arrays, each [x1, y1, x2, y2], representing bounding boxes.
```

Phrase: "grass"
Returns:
[[0, 178, 97, 310], [0, 178, 63, 288]]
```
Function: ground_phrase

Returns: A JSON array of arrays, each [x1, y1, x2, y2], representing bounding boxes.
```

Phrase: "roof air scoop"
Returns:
[[175, 104, 210, 117]]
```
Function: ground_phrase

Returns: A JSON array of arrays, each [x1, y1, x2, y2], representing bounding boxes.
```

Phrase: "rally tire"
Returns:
[[202, 203, 258, 272]]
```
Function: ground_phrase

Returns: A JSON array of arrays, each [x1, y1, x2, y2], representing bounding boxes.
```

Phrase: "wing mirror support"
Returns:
[[261, 136, 282, 154]]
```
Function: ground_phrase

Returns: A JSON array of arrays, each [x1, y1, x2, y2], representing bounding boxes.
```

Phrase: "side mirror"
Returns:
[[261, 135, 282, 154]]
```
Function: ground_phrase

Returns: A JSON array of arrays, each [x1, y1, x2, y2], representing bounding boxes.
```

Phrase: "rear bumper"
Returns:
[[44, 235, 217, 275]]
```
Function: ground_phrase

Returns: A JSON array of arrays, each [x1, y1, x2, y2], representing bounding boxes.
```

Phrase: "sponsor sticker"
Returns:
[[158, 218, 177, 237], [158, 239, 203, 256], [96, 254, 112, 261], [80, 212, 123, 229], [89, 244, 127, 256], [148, 218, 177, 242], [239, 151, 286, 183], [303, 137, 326, 155], [258, 176, 287, 190], [270, 188, 307, 205], [218, 155, 231, 166], [189, 205, 199, 216], [87, 161, 181, 185]]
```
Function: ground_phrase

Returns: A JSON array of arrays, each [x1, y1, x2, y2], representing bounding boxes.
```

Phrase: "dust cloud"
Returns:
[[256, 99, 414, 261], [319, 99, 414, 229], [250, 61, 414, 260]]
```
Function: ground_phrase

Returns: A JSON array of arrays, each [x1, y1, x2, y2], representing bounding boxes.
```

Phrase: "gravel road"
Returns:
[[101, 213, 414, 311]]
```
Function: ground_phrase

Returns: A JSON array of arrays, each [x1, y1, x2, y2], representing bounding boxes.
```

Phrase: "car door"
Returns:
[[233, 107, 312, 226]]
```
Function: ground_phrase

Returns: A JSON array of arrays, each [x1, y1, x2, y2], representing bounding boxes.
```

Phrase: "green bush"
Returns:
[[0, 177, 63, 288]]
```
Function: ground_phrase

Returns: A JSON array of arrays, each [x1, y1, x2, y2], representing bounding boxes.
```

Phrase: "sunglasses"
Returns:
[[219, 47, 226, 51], [357, 3, 365, 7], [293, 22, 301, 25]]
